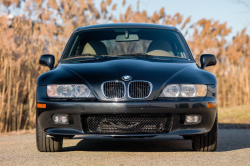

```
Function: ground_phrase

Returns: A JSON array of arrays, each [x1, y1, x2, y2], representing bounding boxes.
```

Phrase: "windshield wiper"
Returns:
[[134, 53, 149, 57], [62, 54, 104, 61], [116, 53, 191, 61], [117, 53, 149, 57], [71, 53, 102, 57]]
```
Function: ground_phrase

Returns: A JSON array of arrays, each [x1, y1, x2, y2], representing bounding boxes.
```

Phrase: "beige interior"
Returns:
[[82, 43, 96, 54], [147, 39, 175, 57], [147, 50, 175, 57], [82, 41, 108, 55]]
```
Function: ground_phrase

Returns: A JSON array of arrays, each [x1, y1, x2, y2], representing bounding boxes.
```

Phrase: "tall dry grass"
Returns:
[[0, 0, 249, 133]]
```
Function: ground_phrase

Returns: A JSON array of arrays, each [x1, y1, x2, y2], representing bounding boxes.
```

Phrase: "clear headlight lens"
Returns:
[[159, 84, 207, 97], [161, 84, 180, 97], [47, 85, 94, 98], [180, 84, 197, 97]]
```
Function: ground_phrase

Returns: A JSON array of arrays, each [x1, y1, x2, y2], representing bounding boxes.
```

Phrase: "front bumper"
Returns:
[[37, 97, 217, 137]]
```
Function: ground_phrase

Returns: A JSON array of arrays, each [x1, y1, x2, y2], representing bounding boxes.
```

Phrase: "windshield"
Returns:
[[62, 28, 192, 60]]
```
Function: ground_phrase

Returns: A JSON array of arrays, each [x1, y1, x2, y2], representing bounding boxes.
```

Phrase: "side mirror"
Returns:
[[200, 54, 217, 69], [39, 54, 55, 70]]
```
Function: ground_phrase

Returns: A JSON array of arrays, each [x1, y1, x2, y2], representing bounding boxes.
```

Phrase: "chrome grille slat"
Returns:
[[128, 81, 152, 99], [102, 81, 125, 99]]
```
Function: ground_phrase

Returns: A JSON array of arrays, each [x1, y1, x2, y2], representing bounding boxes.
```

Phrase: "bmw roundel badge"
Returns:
[[122, 75, 132, 81]]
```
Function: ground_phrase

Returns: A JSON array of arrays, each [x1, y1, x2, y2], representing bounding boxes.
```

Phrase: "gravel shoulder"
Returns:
[[0, 129, 250, 166]]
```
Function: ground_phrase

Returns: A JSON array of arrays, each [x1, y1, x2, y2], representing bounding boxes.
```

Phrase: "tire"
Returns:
[[64, 135, 75, 139], [36, 118, 63, 152], [192, 115, 218, 152], [183, 136, 192, 140]]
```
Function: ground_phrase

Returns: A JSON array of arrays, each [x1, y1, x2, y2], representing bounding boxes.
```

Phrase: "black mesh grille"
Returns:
[[82, 114, 171, 134], [102, 81, 125, 98], [129, 81, 151, 98]]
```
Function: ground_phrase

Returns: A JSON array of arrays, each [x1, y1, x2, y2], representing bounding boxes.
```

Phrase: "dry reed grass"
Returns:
[[0, 0, 249, 133]]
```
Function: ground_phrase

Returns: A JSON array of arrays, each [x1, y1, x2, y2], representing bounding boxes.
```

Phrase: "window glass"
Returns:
[[63, 28, 192, 60]]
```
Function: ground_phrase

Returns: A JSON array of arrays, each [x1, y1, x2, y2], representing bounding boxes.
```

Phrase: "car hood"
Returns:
[[37, 58, 216, 100]]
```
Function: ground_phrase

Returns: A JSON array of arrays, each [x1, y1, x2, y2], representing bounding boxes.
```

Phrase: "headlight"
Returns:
[[161, 84, 180, 97], [47, 84, 95, 98], [159, 84, 207, 97]]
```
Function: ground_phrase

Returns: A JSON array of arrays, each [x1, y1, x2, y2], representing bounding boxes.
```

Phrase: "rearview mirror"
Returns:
[[116, 34, 139, 42], [39, 54, 55, 70], [200, 54, 217, 69]]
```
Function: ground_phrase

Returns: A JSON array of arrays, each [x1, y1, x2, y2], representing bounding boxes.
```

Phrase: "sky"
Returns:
[[95, 0, 250, 38]]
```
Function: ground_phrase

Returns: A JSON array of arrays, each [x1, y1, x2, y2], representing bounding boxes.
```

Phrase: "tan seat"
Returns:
[[146, 39, 175, 57], [82, 41, 108, 55]]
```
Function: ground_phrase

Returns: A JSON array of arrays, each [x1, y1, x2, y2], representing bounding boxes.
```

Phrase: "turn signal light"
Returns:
[[37, 103, 46, 108], [207, 102, 217, 108]]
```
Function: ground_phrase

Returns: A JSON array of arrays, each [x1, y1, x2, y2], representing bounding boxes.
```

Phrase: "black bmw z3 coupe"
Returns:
[[36, 23, 218, 152]]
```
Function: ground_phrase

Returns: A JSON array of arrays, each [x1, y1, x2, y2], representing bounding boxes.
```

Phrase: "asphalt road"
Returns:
[[0, 129, 250, 166]]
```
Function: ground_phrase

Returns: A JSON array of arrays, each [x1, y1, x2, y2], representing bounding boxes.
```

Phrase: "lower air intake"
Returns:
[[82, 114, 172, 134]]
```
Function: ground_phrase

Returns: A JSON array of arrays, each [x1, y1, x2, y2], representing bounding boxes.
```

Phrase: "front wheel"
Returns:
[[192, 115, 218, 152], [36, 118, 63, 152]]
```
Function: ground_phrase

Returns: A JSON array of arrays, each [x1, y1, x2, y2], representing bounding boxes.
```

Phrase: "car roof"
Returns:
[[74, 23, 178, 32]]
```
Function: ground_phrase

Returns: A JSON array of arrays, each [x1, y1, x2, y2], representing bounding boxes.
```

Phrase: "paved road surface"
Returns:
[[0, 129, 250, 166]]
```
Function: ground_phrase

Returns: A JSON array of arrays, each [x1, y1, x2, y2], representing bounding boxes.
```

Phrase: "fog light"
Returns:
[[52, 114, 69, 124], [185, 115, 202, 125]]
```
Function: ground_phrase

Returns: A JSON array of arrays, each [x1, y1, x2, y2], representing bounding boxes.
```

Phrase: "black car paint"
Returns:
[[37, 57, 216, 101], [39, 54, 55, 70], [37, 23, 217, 137], [36, 96, 217, 136]]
